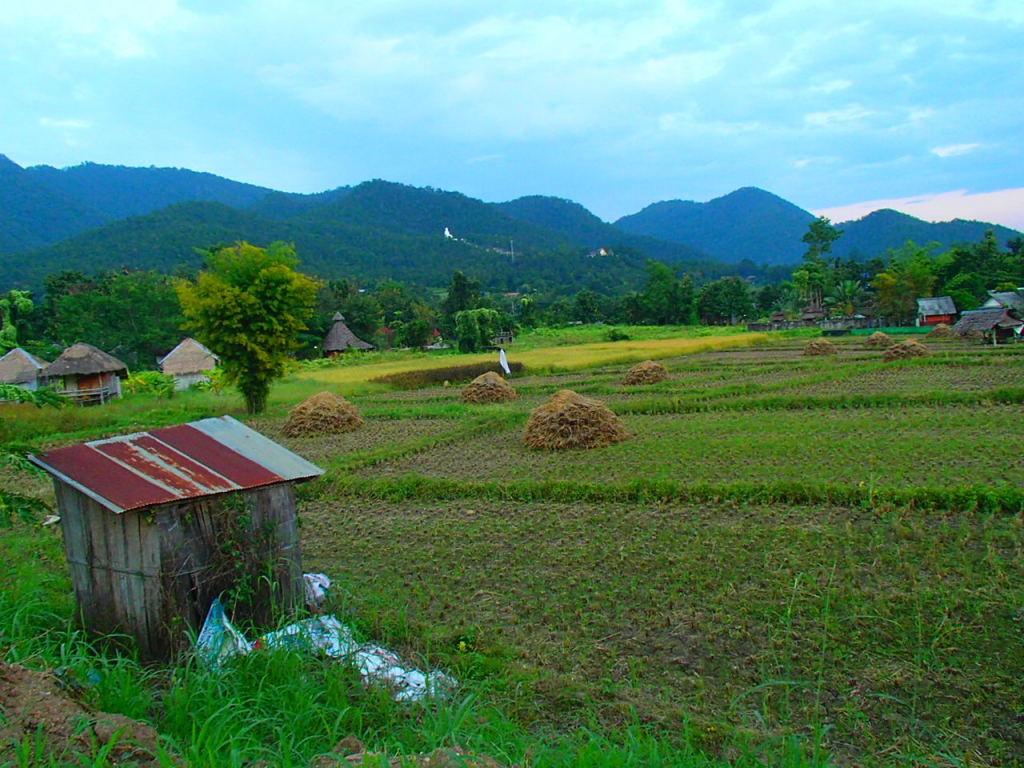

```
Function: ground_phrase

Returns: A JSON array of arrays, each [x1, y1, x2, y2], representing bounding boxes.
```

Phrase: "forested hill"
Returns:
[[614, 186, 1022, 265], [0, 200, 697, 296], [25, 161, 273, 220], [0, 155, 109, 252], [614, 187, 818, 265], [495, 195, 710, 264], [830, 209, 1023, 259]]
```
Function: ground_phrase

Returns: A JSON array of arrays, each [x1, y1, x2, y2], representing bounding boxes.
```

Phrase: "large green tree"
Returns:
[[176, 242, 318, 414], [0, 290, 33, 353]]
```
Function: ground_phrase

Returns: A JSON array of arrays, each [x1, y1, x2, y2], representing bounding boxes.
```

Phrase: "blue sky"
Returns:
[[3, 0, 1022, 228]]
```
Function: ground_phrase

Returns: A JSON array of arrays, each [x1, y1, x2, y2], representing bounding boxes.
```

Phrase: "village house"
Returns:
[[42, 343, 128, 405], [981, 288, 1024, 313], [952, 307, 1023, 344], [916, 296, 957, 326], [158, 337, 219, 390], [0, 347, 50, 391], [323, 312, 374, 355]]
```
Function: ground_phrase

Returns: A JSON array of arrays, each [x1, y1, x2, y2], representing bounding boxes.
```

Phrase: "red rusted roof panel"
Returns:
[[30, 416, 321, 514], [129, 435, 237, 493], [38, 444, 177, 510], [149, 424, 284, 487]]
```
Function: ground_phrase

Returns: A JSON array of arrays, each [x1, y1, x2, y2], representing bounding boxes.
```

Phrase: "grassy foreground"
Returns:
[[2, 328, 1022, 766]]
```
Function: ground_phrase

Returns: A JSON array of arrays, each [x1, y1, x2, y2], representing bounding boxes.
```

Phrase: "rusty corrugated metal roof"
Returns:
[[29, 415, 324, 514]]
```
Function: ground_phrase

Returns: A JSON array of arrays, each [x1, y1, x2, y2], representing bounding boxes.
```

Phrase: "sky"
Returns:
[[2, 0, 1022, 229]]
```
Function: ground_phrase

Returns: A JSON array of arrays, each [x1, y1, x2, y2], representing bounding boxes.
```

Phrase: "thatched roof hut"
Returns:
[[0, 347, 50, 390], [42, 343, 128, 404], [952, 308, 1023, 344], [323, 312, 374, 355], [159, 338, 218, 389]]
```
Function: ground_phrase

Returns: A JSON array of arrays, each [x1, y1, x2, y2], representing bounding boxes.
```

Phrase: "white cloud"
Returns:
[[803, 105, 875, 128], [39, 118, 91, 130], [809, 79, 852, 94], [814, 188, 1024, 230], [466, 154, 504, 164], [931, 143, 980, 158]]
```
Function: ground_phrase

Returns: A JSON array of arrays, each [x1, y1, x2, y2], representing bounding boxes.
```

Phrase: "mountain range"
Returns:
[[1, 155, 1018, 293]]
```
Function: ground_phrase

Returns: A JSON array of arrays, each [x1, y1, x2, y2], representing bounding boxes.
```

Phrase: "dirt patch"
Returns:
[[308, 735, 513, 767], [623, 360, 669, 385], [283, 392, 364, 437], [0, 661, 173, 766], [523, 390, 629, 450], [461, 372, 517, 404]]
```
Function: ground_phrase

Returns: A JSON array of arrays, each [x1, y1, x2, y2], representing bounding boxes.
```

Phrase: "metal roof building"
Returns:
[[31, 416, 324, 660]]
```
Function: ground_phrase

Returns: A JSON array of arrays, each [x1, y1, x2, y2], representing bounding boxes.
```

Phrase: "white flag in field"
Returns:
[[499, 348, 511, 375]]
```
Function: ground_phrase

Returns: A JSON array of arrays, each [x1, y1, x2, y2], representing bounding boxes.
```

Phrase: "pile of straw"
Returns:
[[803, 339, 838, 356], [461, 371, 517, 404], [282, 392, 363, 436], [883, 340, 929, 362], [523, 390, 629, 450], [863, 331, 894, 348], [925, 323, 955, 339], [623, 360, 669, 385]]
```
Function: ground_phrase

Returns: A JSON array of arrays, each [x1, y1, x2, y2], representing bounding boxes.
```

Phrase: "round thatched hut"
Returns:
[[41, 343, 128, 404]]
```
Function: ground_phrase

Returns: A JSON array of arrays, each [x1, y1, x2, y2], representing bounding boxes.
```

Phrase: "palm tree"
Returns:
[[824, 280, 865, 317]]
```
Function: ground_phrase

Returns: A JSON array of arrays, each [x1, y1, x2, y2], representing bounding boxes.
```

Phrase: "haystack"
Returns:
[[863, 331, 894, 349], [623, 360, 669, 385], [282, 392, 363, 436], [802, 339, 837, 356], [523, 389, 628, 450], [925, 323, 955, 340], [883, 340, 929, 362], [461, 371, 517, 404]]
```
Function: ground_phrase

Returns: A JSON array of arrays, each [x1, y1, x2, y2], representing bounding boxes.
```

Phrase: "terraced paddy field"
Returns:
[[2, 330, 1023, 767], [295, 334, 1024, 765]]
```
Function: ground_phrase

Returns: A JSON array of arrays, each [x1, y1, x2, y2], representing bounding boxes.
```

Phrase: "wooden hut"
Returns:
[[916, 296, 957, 326], [0, 347, 50, 391], [29, 415, 324, 661], [952, 308, 1023, 344], [42, 343, 128, 405], [323, 312, 374, 355], [158, 337, 219, 390]]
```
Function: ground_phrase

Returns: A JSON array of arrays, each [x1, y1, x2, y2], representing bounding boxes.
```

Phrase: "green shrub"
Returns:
[[124, 370, 177, 398]]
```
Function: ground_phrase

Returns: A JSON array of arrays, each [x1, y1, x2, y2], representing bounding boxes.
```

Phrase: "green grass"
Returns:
[[3, 331, 1023, 767]]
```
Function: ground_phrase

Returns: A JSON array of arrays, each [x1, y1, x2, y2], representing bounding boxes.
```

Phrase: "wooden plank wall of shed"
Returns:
[[56, 483, 160, 657], [156, 484, 303, 655], [57, 481, 303, 661]]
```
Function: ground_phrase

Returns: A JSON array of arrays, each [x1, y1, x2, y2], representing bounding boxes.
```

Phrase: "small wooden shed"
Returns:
[[30, 416, 324, 661], [42, 343, 128, 405], [323, 312, 375, 355], [158, 337, 219, 390]]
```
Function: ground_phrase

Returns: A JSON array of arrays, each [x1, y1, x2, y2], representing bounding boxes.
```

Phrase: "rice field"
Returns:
[[3, 330, 1024, 767]]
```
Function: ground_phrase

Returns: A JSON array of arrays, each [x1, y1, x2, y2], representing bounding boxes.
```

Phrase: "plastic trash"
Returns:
[[195, 597, 456, 701], [196, 597, 252, 669], [303, 573, 331, 609]]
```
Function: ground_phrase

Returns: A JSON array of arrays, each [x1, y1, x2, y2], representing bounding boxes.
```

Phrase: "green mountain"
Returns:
[[246, 186, 352, 219], [0, 155, 110, 252], [25, 161, 273, 220], [0, 198, 663, 297], [495, 195, 712, 264], [614, 187, 817, 265], [834, 209, 1023, 260]]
